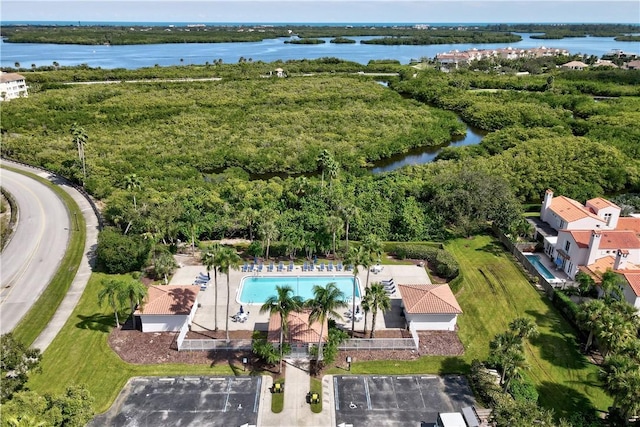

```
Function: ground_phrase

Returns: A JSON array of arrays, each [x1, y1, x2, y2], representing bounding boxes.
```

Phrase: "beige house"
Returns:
[[136, 285, 200, 332], [397, 284, 462, 331], [561, 60, 589, 70]]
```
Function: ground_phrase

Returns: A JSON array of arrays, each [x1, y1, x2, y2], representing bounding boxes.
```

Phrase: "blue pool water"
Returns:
[[525, 255, 555, 280], [238, 275, 360, 304]]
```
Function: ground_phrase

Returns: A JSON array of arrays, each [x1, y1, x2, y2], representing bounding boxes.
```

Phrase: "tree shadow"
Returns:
[[475, 241, 505, 256], [438, 356, 471, 375], [75, 313, 114, 332], [537, 381, 600, 420], [442, 374, 476, 408]]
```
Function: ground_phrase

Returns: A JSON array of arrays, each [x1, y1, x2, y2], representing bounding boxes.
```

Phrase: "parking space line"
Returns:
[[414, 376, 426, 409], [363, 377, 372, 410], [334, 377, 340, 411], [253, 377, 261, 413], [389, 377, 399, 409], [223, 378, 232, 412]]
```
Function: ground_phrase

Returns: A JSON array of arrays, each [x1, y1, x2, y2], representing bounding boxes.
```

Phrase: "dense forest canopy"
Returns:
[[1, 60, 639, 246]]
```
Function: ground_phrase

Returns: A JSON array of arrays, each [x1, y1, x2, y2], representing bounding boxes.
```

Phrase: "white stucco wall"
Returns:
[[622, 285, 640, 310], [140, 315, 189, 332], [405, 313, 458, 331]]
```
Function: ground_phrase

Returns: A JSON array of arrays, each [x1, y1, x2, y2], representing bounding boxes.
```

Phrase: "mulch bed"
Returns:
[[417, 331, 465, 356], [108, 325, 464, 366]]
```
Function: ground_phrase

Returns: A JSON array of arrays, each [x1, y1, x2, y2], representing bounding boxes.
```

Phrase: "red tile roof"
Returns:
[[622, 272, 640, 297], [267, 309, 328, 344], [617, 217, 640, 235], [549, 196, 604, 224], [587, 197, 620, 210], [398, 284, 462, 314], [569, 230, 640, 249], [135, 285, 199, 315]]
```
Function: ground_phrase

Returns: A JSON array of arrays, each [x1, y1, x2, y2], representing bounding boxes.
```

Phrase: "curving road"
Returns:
[[0, 167, 70, 334]]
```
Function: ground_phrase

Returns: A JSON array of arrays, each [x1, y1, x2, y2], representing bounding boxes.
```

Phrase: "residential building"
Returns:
[[538, 189, 640, 308], [561, 60, 589, 70], [0, 72, 28, 101], [397, 284, 462, 331], [135, 285, 200, 332]]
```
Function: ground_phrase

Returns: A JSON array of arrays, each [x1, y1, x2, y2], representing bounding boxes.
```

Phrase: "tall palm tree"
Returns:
[[98, 278, 125, 327], [340, 204, 358, 252], [216, 246, 241, 341], [324, 215, 343, 258], [307, 283, 346, 360], [124, 174, 141, 210], [361, 287, 374, 336], [600, 270, 624, 303], [239, 208, 259, 241], [119, 278, 148, 330], [260, 285, 304, 373], [577, 299, 608, 351], [344, 246, 365, 336], [154, 251, 177, 285], [489, 332, 523, 386], [70, 123, 88, 186], [203, 243, 221, 330], [258, 218, 279, 260], [317, 149, 332, 188], [362, 234, 382, 289], [367, 282, 391, 338]]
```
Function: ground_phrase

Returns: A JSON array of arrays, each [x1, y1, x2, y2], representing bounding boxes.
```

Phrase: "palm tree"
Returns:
[[216, 246, 241, 341], [258, 218, 279, 261], [307, 283, 346, 361], [599, 352, 640, 421], [124, 174, 141, 210], [508, 317, 539, 341], [344, 246, 365, 336], [239, 208, 259, 240], [600, 270, 624, 303], [367, 282, 391, 338], [577, 299, 608, 351], [500, 346, 528, 391], [260, 285, 304, 373], [326, 157, 339, 187], [339, 204, 358, 252], [70, 123, 88, 186], [98, 278, 125, 327], [361, 287, 373, 336], [596, 301, 640, 357], [362, 234, 383, 289], [575, 271, 595, 302], [324, 215, 343, 258], [119, 278, 148, 330], [202, 243, 221, 330], [489, 331, 523, 386], [154, 252, 177, 284]]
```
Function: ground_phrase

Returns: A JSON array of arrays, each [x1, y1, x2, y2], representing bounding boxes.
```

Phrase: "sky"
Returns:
[[1, 0, 639, 24]]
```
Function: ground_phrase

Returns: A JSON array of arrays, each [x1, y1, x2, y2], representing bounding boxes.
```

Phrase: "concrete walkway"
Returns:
[[258, 360, 335, 427], [3, 160, 100, 351]]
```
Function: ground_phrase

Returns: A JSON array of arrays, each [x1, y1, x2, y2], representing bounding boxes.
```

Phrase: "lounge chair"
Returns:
[[248, 263, 255, 272], [382, 278, 394, 285], [268, 261, 274, 272], [385, 286, 396, 294], [328, 261, 334, 271], [288, 261, 294, 272], [346, 264, 354, 271], [277, 261, 284, 272], [241, 262, 249, 272], [336, 262, 343, 271], [302, 261, 308, 272], [258, 263, 264, 272], [319, 262, 325, 271], [309, 263, 315, 271]]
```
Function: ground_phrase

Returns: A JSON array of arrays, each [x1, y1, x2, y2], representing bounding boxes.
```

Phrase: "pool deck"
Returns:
[[523, 252, 572, 285], [169, 259, 431, 333]]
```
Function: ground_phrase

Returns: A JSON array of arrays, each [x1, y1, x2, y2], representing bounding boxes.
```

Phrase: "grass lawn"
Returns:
[[27, 273, 234, 413], [336, 235, 611, 418], [271, 379, 285, 413], [2, 165, 86, 347], [309, 377, 322, 413]]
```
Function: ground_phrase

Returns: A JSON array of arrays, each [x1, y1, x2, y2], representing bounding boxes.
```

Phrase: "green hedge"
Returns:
[[552, 290, 580, 325], [384, 242, 459, 280], [508, 373, 539, 403]]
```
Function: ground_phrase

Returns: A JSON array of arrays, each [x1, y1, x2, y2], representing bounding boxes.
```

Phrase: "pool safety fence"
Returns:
[[178, 338, 253, 352], [338, 338, 417, 351]]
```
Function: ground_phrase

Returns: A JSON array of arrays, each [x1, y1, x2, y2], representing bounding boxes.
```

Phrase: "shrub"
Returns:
[[469, 359, 502, 407], [508, 374, 539, 403], [552, 290, 580, 325], [251, 331, 279, 366], [95, 228, 149, 274]]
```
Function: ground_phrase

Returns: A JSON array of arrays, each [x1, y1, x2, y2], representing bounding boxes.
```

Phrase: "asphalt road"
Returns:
[[0, 168, 70, 333]]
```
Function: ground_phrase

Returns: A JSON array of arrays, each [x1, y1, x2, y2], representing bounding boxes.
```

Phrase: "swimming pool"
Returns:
[[525, 254, 556, 281], [238, 275, 360, 304]]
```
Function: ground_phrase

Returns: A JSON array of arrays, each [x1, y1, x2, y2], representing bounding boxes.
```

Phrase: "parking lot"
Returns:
[[334, 375, 475, 426], [91, 376, 261, 426]]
